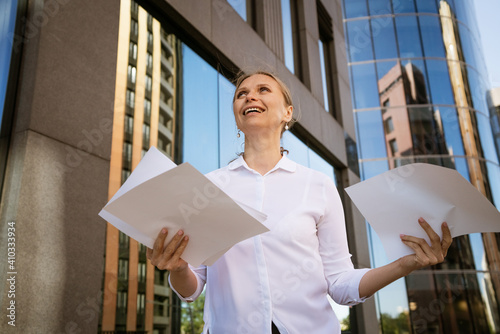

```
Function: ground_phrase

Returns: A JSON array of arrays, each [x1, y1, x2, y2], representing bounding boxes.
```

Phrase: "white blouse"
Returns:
[[170, 155, 371, 334]]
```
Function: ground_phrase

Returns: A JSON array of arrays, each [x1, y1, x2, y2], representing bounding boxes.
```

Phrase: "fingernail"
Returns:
[[443, 222, 448, 227], [161, 228, 167, 234], [400, 234, 405, 238], [178, 230, 184, 236], [418, 218, 424, 223], [184, 236, 189, 241]]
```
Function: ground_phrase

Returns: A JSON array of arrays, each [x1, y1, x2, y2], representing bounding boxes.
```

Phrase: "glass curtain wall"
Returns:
[[343, 0, 500, 333], [0, 0, 19, 199]]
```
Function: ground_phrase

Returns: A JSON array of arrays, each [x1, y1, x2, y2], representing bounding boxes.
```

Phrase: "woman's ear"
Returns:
[[285, 105, 293, 122]]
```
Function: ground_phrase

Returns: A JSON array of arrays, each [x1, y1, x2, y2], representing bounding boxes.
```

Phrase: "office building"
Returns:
[[0, 0, 382, 332], [344, 0, 500, 332]]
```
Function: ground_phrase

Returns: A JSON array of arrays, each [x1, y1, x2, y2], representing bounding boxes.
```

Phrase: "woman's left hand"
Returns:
[[399, 217, 452, 275]]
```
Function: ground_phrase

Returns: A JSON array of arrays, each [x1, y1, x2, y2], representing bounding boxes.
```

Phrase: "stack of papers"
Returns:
[[345, 163, 500, 261], [99, 147, 269, 267]]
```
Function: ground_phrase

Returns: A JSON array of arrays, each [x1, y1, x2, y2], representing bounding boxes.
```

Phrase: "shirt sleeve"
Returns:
[[168, 264, 207, 302], [317, 175, 372, 306]]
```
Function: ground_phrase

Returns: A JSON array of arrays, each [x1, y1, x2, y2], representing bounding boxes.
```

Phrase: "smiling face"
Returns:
[[233, 74, 293, 138]]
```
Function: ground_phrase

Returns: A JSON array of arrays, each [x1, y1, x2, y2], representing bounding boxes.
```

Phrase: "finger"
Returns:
[[162, 230, 185, 256], [402, 240, 432, 267], [418, 218, 442, 251], [170, 236, 189, 266], [400, 234, 439, 263], [441, 222, 453, 256], [153, 228, 168, 255]]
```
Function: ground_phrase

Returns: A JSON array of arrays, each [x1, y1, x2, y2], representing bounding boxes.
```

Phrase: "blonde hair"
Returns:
[[233, 70, 297, 134]]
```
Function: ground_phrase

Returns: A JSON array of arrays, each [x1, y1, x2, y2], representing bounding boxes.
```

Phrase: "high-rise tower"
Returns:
[[343, 0, 500, 332]]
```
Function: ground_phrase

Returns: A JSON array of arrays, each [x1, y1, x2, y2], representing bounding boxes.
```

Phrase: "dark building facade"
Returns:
[[344, 0, 500, 333]]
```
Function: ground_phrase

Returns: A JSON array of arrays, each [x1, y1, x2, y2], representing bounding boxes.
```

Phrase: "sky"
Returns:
[[473, 0, 500, 89]]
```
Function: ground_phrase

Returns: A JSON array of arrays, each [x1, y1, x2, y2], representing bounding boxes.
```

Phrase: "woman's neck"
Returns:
[[243, 133, 282, 175]]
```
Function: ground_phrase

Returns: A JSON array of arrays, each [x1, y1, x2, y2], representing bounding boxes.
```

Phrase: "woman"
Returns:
[[147, 71, 452, 333]]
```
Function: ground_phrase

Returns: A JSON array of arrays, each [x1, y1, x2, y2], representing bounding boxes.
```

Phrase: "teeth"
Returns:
[[244, 107, 263, 115]]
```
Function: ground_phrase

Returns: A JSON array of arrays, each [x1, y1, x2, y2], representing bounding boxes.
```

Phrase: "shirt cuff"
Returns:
[[168, 269, 204, 302], [330, 268, 372, 306]]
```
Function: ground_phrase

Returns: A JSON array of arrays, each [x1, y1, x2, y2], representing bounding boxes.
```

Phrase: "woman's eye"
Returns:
[[237, 91, 246, 98], [260, 87, 270, 92]]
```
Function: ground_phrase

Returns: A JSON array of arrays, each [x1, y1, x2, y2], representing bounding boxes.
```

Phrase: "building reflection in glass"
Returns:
[[344, 0, 500, 332]]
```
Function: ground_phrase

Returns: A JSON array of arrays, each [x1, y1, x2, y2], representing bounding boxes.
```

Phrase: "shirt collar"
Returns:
[[228, 154, 296, 173]]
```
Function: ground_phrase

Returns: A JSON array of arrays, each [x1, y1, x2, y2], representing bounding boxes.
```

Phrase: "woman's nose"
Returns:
[[246, 89, 258, 101]]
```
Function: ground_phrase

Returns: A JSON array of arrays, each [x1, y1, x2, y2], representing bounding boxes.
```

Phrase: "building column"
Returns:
[[0, 0, 120, 332], [342, 169, 379, 333]]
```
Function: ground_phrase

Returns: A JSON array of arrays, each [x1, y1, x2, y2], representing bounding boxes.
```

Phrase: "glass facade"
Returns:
[[0, 0, 18, 199], [343, 1, 500, 333]]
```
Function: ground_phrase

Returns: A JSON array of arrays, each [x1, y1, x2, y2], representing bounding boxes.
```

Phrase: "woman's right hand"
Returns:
[[146, 228, 189, 272]]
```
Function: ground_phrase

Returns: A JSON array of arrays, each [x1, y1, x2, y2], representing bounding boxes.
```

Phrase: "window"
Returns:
[[384, 117, 394, 133], [137, 293, 145, 314], [130, 19, 138, 39], [143, 124, 150, 147], [145, 75, 152, 93], [147, 31, 153, 49], [317, 0, 337, 118], [117, 291, 128, 310], [227, 0, 248, 21], [389, 138, 398, 155], [118, 259, 128, 280], [138, 263, 146, 282], [147, 14, 153, 31], [144, 99, 151, 122], [127, 65, 136, 84], [118, 231, 129, 247], [146, 52, 153, 71], [129, 42, 137, 61], [131, 0, 138, 16], [281, 0, 297, 74], [126, 90, 135, 108]]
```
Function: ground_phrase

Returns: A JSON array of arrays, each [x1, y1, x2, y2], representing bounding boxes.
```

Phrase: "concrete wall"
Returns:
[[0, 0, 120, 332]]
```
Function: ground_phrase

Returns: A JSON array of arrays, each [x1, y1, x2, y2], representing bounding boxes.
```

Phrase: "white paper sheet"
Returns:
[[345, 163, 500, 261], [99, 147, 269, 267]]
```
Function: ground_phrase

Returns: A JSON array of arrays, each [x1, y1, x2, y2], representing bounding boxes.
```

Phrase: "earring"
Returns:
[[285, 123, 289, 131], [237, 129, 241, 138]]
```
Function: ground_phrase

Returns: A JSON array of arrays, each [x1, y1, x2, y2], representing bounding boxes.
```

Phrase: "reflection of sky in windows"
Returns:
[[282, 131, 336, 184], [182, 44, 219, 174], [346, 19, 373, 62], [343, 0, 368, 19], [351, 63, 379, 109], [368, 0, 392, 16], [392, 0, 415, 14], [415, 0, 438, 14], [0, 0, 17, 123], [356, 110, 387, 159], [280, 0, 294, 74], [371, 17, 398, 60], [426, 60, 455, 105], [318, 40, 329, 112], [420, 15, 446, 58], [395, 15, 422, 58], [227, 0, 246, 21]]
